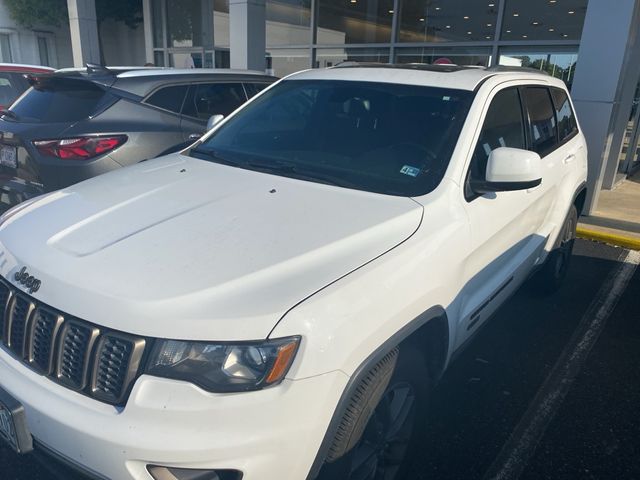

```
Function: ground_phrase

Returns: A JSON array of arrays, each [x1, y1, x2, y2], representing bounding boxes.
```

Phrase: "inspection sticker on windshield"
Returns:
[[400, 165, 421, 177]]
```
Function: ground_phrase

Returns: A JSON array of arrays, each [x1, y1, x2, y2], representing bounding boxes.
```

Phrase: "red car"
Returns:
[[0, 64, 55, 110]]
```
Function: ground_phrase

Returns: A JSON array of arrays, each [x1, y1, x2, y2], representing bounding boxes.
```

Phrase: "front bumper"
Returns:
[[0, 347, 348, 480]]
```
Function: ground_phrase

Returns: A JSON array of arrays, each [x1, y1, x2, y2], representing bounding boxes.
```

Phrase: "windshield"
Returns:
[[193, 79, 473, 196]]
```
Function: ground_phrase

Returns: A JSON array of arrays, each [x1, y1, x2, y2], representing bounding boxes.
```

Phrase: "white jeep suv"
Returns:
[[0, 64, 587, 480]]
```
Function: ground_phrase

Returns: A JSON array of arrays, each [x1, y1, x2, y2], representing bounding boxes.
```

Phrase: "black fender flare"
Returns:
[[305, 305, 447, 480]]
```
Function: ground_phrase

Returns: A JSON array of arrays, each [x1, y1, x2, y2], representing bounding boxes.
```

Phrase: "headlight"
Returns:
[[146, 336, 300, 393]]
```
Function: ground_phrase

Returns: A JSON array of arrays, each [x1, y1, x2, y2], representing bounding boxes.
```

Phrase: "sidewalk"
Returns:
[[578, 171, 640, 250]]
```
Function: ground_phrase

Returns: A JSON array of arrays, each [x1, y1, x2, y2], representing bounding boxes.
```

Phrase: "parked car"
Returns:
[[0, 66, 276, 212], [0, 64, 55, 110], [0, 64, 587, 480]]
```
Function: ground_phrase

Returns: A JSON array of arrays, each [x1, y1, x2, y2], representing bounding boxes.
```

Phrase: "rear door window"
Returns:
[[9, 77, 116, 123], [551, 87, 578, 143], [522, 87, 558, 156], [469, 87, 526, 183], [182, 83, 247, 120], [145, 84, 188, 114]]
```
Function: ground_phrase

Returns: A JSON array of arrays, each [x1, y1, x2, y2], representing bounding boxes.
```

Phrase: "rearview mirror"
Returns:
[[471, 147, 542, 194], [207, 114, 224, 131]]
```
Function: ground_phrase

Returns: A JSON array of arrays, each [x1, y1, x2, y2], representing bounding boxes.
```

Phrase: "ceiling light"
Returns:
[[562, 33, 569, 37], [435, 6, 441, 10], [467, 31, 472, 34], [488, 3, 495, 6], [419, 17, 425, 21], [549, 0, 557, 3], [487, 23, 492, 27], [532, 21, 539, 25], [549, 27, 555, 31], [445, 25, 451, 28], [464, 16, 470, 19], [568, 10, 575, 14], [388, 9, 394, 13], [485, 35, 491, 39], [522, 34, 528, 38], [513, 12, 519, 16], [506, 29, 511, 33]]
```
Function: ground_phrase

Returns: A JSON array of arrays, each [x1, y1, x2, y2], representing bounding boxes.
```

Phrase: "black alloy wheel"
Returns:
[[318, 346, 429, 480]]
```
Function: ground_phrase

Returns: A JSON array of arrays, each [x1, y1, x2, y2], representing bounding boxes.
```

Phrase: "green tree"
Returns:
[[5, 0, 143, 28], [4, 0, 68, 28], [5, 0, 143, 64]]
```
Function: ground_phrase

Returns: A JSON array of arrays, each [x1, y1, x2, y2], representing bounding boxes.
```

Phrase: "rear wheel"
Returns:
[[534, 204, 578, 294], [317, 346, 429, 480]]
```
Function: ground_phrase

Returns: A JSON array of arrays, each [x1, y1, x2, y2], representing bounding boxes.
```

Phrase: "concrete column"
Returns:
[[229, 0, 266, 71], [142, 0, 154, 64], [67, 0, 101, 67], [570, 0, 640, 214]]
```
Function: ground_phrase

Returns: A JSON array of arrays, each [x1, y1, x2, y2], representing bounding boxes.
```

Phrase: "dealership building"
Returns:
[[9, 0, 640, 213]]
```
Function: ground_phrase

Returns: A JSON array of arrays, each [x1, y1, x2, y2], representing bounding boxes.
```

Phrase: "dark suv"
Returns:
[[0, 67, 276, 212]]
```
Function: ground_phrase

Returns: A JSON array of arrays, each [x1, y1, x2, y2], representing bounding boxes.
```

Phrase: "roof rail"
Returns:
[[331, 61, 484, 73], [485, 65, 550, 76]]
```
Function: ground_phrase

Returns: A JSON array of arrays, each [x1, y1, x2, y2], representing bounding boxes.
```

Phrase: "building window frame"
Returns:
[[0, 29, 19, 64], [33, 31, 57, 67]]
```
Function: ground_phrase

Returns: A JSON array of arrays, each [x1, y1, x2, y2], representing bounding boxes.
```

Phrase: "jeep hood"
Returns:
[[0, 154, 423, 340]]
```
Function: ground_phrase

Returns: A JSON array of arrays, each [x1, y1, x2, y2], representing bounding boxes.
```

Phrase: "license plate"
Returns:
[[0, 145, 17, 169], [0, 387, 32, 454]]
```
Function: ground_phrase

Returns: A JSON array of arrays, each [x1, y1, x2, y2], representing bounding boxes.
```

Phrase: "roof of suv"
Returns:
[[288, 63, 560, 92], [45, 67, 278, 98]]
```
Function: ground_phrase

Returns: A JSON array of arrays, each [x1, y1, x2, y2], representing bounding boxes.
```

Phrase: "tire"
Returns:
[[533, 204, 578, 294], [317, 345, 430, 480]]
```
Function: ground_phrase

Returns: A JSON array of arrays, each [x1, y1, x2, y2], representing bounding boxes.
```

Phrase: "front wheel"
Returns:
[[317, 346, 429, 480]]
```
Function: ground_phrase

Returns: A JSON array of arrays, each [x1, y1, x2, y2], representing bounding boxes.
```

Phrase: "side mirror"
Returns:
[[206, 114, 224, 131], [471, 147, 542, 194]]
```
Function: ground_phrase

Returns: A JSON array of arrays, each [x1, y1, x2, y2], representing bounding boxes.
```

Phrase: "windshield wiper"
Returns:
[[247, 160, 358, 189], [0, 110, 19, 120], [189, 146, 239, 167]]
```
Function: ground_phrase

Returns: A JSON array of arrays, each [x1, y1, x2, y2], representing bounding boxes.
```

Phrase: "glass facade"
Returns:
[[501, 0, 588, 41], [149, 0, 588, 82], [317, 0, 394, 44], [396, 46, 491, 67], [399, 0, 499, 43], [267, 0, 312, 46], [499, 47, 579, 87]]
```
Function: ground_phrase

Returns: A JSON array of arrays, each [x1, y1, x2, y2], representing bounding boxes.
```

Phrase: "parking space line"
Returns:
[[483, 249, 640, 480]]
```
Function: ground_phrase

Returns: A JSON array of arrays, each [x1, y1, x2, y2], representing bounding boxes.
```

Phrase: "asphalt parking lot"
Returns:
[[2, 239, 639, 480]]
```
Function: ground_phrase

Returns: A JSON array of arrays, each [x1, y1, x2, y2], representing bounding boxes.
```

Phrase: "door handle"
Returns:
[[563, 154, 576, 164]]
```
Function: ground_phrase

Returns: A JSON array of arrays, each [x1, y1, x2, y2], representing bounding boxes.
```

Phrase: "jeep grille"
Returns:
[[0, 279, 146, 405]]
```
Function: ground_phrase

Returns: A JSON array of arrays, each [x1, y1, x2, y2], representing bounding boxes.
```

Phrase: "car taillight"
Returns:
[[33, 135, 127, 160]]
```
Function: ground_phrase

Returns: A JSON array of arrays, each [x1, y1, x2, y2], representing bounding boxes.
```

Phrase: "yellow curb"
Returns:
[[577, 226, 640, 251]]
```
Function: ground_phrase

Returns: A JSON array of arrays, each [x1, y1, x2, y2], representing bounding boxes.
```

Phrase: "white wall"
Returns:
[[0, 0, 73, 67], [100, 19, 146, 66], [0, 0, 146, 68]]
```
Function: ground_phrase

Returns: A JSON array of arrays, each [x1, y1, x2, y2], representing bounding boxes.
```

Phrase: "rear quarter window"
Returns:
[[9, 77, 116, 123], [522, 87, 558, 157], [551, 87, 579, 143]]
